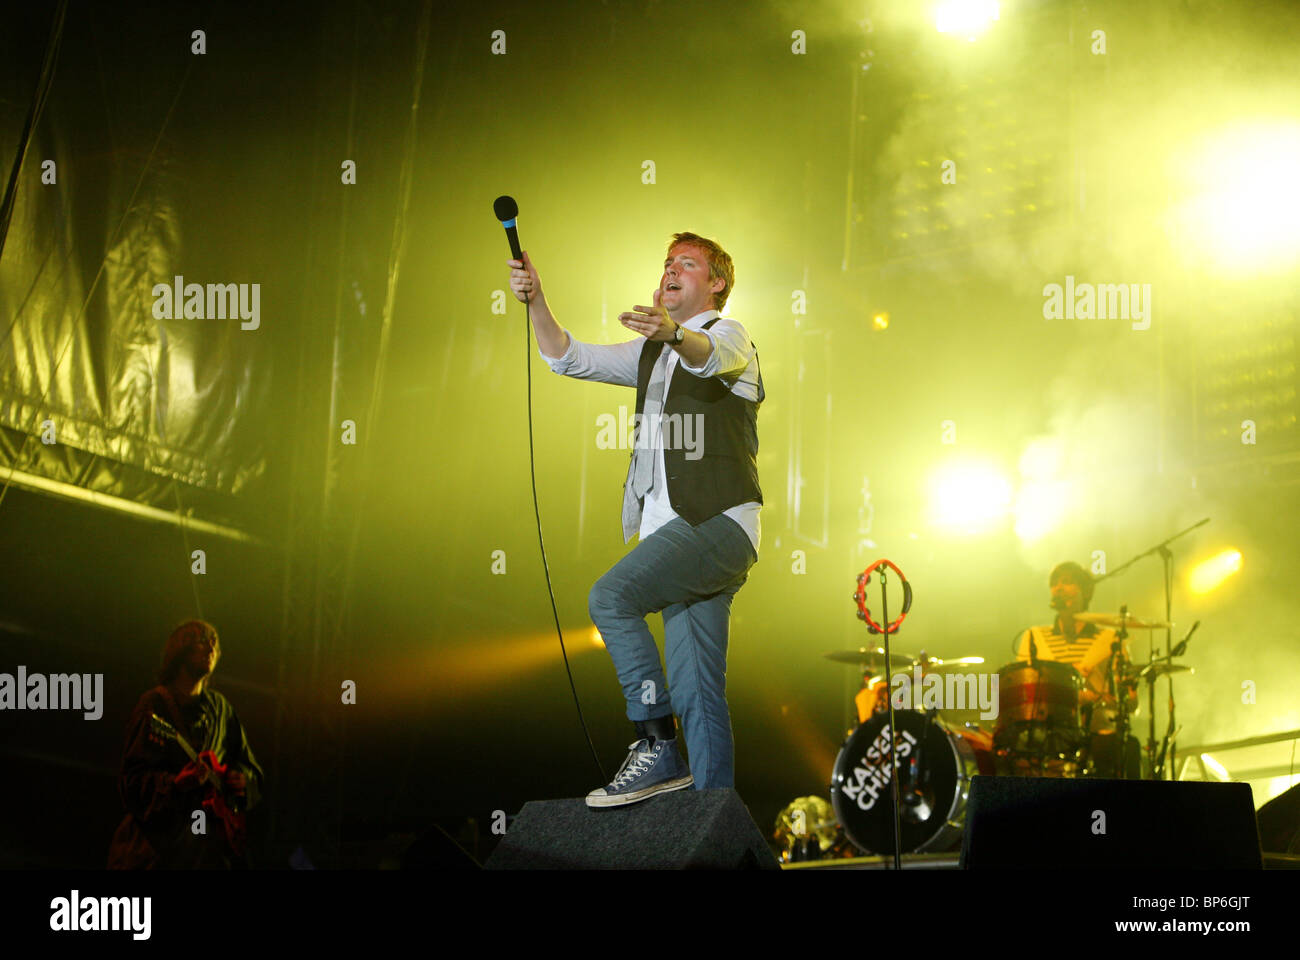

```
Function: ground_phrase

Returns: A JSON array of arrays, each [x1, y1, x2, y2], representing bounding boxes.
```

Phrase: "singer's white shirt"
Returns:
[[539, 309, 761, 555]]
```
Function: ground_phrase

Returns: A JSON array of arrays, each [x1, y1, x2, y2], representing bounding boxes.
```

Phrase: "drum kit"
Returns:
[[774, 523, 1211, 863], [776, 612, 1197, 863]]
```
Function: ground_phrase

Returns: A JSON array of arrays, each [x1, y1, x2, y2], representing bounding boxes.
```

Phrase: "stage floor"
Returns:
[[781, 852, 1300, 870], [781, 852, 960, 869]]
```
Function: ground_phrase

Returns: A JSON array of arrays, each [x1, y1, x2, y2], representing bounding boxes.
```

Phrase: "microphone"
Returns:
[[1051, 593, 1079, 639], [1171, 621, 1200, 657], [494, 195, 523, 261]]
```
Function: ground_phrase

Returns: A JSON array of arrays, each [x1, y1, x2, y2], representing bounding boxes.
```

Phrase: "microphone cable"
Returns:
[[524, 294, 607, 786]]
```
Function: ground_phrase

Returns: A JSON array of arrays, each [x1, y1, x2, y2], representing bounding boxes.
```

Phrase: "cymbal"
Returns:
[[1074, 612, 1172, 630], [1126, 661, 1194, 679], [914, 655, 985, 672], [823, 647, 915, 668]]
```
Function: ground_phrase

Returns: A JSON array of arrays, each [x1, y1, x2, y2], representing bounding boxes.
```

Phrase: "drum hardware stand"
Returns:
[[1027, 632, 1042, 759], [1023, 630, 1043, 776], [1154, 546, 1173, 778], [1027, 631, 1057, 777], [1109, 607, 1133, 779], [1019, 630, 1069, 777], [1152, 621, 1199, 779], [908, 651, 934, 819], [1094, 518, 1209, 779], [854, 560, 913, 870]]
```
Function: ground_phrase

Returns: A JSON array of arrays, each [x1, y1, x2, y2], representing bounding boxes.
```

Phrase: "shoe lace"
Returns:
[[611, 740, 658, 787]]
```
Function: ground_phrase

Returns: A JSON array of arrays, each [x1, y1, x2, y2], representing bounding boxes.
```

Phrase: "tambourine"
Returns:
[[852, 559, 913, 634]]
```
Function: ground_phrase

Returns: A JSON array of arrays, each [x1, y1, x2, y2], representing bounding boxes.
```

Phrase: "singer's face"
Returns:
[[661, 244, 722, 318]]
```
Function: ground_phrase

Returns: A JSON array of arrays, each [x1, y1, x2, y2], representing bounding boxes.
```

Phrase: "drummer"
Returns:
[[1015, 561, 1138, 735]]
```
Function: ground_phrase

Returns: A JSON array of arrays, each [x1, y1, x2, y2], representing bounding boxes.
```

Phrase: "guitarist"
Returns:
[[108, 619, 264, 869]]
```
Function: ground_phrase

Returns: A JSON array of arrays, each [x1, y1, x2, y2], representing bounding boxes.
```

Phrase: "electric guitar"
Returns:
[[148, 713, 247, 856]]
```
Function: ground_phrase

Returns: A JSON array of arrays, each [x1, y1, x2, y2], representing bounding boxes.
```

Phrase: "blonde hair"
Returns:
[[668, 232, 735, 312]]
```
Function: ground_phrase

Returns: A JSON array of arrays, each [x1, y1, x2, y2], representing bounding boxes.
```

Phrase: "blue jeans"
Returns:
[[588, 513, 758, 790]]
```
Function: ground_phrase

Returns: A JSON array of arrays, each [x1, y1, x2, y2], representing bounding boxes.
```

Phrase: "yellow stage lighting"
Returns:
[[934, 0, 1000, 41], [1266, 775, 1300, 802], [929, 461, 1012, 533], [1018, 437, 1062, 481], [1176, 122, 1300, 271], [1013, 480, 1070, 544], [1013, 438, 1068, 543], [872, 312, 890, 330], [1188, 549, 1243, 595]]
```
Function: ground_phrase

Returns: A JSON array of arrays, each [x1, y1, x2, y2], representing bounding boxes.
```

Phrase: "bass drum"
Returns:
[[831, 710, 994, 856]]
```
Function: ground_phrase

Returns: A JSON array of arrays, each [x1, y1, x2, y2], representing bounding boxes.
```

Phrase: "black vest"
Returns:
[[632, 317, 765, 525]]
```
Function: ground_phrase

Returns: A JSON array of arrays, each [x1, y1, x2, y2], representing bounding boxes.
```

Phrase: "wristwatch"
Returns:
[[671, 323, 685, 345]]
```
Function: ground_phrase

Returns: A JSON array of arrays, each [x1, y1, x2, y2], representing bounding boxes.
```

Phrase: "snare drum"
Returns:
[[993, 660, 1087, 776], [831, 710, 993, 855], [996, 659, 1082, 726]]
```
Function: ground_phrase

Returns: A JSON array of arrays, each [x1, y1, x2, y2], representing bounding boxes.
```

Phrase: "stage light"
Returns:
[[934, 0, 1000, 41], [1188, 549, 1243, 595], [1199, 753, 1230, 782], [872, 312, 889, 330], [928, 461, 1012, 533], [1175, 122, 1300, 271], [369, 630, 604, 704], [590, 627, 605, 648]]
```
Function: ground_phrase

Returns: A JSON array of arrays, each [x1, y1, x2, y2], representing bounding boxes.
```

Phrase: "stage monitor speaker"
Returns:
[[484, 788, 779, 870], [960, 776, 1262, 869], [1255, 782, 1300, 854]]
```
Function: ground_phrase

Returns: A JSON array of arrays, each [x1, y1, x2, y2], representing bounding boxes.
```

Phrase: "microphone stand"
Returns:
[[878, 568, 903, 871], [1094, 518, 1207, 779]]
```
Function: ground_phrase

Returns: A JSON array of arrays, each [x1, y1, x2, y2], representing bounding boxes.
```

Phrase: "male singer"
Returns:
[[508, 233, 763, 807]]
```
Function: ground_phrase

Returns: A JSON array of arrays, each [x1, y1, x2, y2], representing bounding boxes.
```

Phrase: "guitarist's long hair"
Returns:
[[158, 619, 222, 690]]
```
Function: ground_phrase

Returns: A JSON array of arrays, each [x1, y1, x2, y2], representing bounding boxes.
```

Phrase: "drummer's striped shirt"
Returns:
[[1017, 620, 1111, 670], [1016, 619, 1133, 731]]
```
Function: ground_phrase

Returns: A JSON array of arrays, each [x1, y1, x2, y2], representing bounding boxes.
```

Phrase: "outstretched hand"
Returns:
[[619, 289, 677, 341]]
